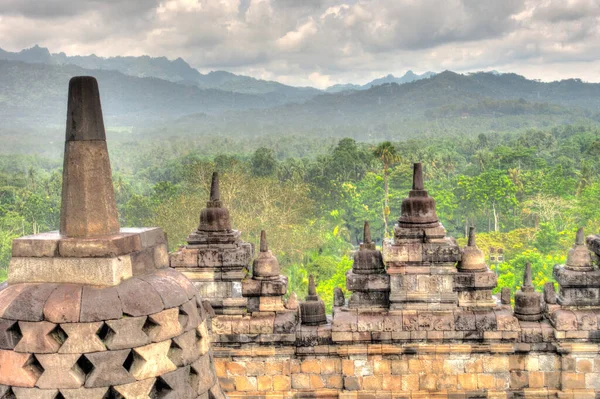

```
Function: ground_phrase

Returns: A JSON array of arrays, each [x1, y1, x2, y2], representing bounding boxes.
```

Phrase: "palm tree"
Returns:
[[373, 142, 401, 237]]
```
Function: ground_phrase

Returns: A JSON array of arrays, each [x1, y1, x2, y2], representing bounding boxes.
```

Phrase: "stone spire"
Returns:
[[565, 227, 592, 271], [457, 227, 486, 272], [252, 230, 281, 279], [197, 171, 232, 232], [361, 221, 375, 250], [300, 274, 327, 325], [515, 262, 543, 321], [60, 76, 119, 238], [398, 162, 440, 228], [347, 220, 389, 308]]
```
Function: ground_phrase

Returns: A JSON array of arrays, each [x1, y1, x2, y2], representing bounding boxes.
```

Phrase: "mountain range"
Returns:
[[0, 45, 599, 155]]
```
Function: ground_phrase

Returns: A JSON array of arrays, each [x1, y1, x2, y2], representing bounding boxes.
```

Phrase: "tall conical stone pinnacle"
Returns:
[[308, 274, 317, 298], [60, 76, 120, 237], [523, 262, 533, 288], [260, 230, 268, 252], [467, 226, 476, 246], [364, 221, 372, 244], [576, 227, 584, 245], [210, 172, 220, 202], [412, 162, 424, 190]]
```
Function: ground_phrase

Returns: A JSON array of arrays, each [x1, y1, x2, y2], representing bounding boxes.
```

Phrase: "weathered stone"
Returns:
[[60, 387, 109, 399], [11, 233, 59, 258], [146, 308, 183, 342], [79, 285, 122, 322], [0, 350, 42, 387], [103, 316, 150, 350], [58, 233, 142, 258], [544, 282, 557, 304], [116, 278, 164, 317], [129, 341, 177, 380], [35, 353, 85, 388], [43, 284, 82, 324], [59, 322, 106, 354], [84, 350, 135, 387], [501, 287, 511, 305], [0, 284, 29, 319], [113, 378, 155, 398], [300, 275, 327, 326], [334, 287, 345, 307], [139, 274, 188, 309], [9, 256, 132, 287], [14, 321, 62, 354], [251, 231, 280, 279], [3, 284, 58, 322], [514, 263, 543, 321], [169, 329, 200, 367], [11, 387, 58, 399], [0, 319, 22, 350], [158, 365, 197, 398]]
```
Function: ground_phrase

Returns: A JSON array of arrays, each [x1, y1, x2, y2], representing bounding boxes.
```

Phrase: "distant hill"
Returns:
[[0, 45, 321, 103], [325, 70, 436, 93], [0, 59, 281, 128]]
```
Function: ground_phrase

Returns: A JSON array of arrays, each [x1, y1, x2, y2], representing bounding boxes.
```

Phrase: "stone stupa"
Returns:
[[0, 77, 224, 399]]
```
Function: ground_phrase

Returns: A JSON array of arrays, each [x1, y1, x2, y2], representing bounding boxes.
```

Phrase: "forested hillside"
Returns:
[[1, 124, 599, 309]]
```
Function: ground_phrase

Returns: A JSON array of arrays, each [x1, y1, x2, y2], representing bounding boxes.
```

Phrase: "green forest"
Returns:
[[2, 124, 600, 310]]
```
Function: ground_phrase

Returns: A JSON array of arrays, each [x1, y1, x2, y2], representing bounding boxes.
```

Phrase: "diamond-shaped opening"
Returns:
[[75, 354, 95, 380], [142, 316, 159, 339], [25, 354, 44, 378], [151, 376, 173, 399], [167, 339, 182, 365], [50, 324, 68, 346], [178, 307, 189, 329], [96, 322, 113, 342], [53, 392, 65, 399], [6, 321, 22, 348], [189, 365, 200, 390], [122, 350, 136, 372], [1, 387, 16, 399]]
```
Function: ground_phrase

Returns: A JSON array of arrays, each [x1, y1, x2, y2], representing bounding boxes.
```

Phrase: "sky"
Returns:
[[0, 0, 599, 88]]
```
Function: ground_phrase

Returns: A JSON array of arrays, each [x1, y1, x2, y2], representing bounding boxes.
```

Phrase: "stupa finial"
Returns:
[[467, 226, 476, 247], [412, 162, 424, 190], [523, 262, 533, 288], [260, 230, 268, 252], [210, 171, 220, 202], [308, 274, 317, 297], [364, 221, 372, 244], [60, 76, 120, 238], [576, 227, 584, 245]]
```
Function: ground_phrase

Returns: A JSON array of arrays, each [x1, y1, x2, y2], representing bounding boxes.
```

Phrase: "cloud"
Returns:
[[1, 0, 600, 88]]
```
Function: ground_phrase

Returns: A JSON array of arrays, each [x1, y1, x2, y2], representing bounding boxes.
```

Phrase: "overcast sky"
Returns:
[[0, 0, 599, 88]]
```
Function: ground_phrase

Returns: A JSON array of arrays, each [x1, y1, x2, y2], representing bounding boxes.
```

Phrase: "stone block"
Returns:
[[112, 379, 155, 398], [259, 297, 285, 312], [36, 353, 85, 388], [273, 375, 291, 391], [0, 284, 29, 319], [171, 249, 199, 268], [145, 308, 183, 342], [261, 278, 288, 296], [9, 256, 132, 287], [154, 268, 197, 300], [79, 285, 122, 322], [11, 387, 58, 399], [117, 278, 164, 317], [59, 322, 106, 354], [59, 387, 110, 399], [130, 341, 177, 380], [169, 329, 199, 367], [83, 350, 135, 387], [129, 247, 155, 276], [2, 284, 58, 322], [179, 299, 200, 332], [0, 350, 42, 387], [274, 311, 298, 334], [103, 316, 150, 350], [12, 232, 59, 258], [57, 233, 142, 258], [0, 319, 21, 350], [153, 243, 169, 268], [159, 365, 197, 398], [14, 321, 62, 353], [139, 274, 188, 309], [235, 376, 257, 391], [43, 284, 82, 324]]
